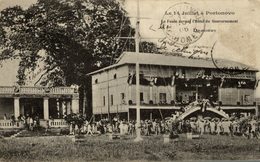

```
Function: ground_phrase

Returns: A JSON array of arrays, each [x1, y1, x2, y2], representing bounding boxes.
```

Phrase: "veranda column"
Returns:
[[171, 85, 176, 102], [71, 94, 79, 113], [237, 89, 240, 104], [14, 97, 20, 119], [128, 85, 132, 103], [195, 86, 198, 102], [256, 105, 259, 117], [218, 87, 222, 102], [149, 85, 153, 102], [66, 101, 71, 114], [62, 101, 66, 116], [43, 97, 49, 120]]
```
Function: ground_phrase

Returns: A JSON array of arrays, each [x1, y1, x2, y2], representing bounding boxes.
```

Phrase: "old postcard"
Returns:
[[0, 0, 260, 161]]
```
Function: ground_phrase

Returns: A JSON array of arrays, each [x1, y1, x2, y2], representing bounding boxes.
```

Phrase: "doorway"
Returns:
[[21, 98, 43, 118]]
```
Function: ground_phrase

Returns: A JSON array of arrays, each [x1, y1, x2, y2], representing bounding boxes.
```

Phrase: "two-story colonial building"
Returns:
[[89, 52, 258, 120]]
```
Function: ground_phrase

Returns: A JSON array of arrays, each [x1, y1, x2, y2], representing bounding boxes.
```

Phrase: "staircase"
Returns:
[[10, 129, 27, 138]]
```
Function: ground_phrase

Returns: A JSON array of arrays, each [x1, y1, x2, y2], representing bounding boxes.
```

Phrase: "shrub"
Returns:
[[64, 113, 85, 128], [60, 129, 70, 135]]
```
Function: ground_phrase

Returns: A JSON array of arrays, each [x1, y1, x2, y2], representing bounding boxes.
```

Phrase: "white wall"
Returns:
[[92, 66, 129, 114]]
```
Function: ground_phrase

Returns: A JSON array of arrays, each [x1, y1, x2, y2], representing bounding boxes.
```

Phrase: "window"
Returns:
[[95, 79, 98, 84], [140, 92, 144, 102], [114, 74, 117, 79], [244, 95, 250, 103], [120, 93, 125, 104], [111, 95, 113, 106], [103, 96, 105, 106], [159, 93, 167, 104]]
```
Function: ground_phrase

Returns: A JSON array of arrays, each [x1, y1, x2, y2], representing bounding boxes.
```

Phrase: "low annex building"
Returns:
[[0, 86, 79, 129], [89, 52, 259, 120]]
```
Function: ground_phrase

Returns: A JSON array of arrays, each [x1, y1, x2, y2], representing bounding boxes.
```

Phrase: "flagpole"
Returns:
[[134, 0, 143, 142]]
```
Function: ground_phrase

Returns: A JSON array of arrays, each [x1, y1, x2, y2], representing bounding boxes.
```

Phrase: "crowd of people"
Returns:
[[179, 115, 259, 139], [69, 115, 260, 139], [3, 113, 41, 131], [69, 118, 168, 136], [3, 112, 260, 140]]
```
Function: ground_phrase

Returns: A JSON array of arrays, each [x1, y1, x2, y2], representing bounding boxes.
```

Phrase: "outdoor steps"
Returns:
[[10, 130, 26, 138]]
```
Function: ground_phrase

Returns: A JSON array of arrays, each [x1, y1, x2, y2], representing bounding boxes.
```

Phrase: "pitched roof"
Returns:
[[88, 52, 258, 75]]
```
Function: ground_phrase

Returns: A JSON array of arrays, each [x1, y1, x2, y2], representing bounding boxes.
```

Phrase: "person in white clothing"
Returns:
[[29, 117, 34, 131], [222, 119, 231, 135], [209, 120, 216, 134], [119, 121, 124, 135], [83, 121, 88, 133], [216, 121, 222, 135], [87, 123, 93, 135], [198, 119, 205, 135], [250, 117, 257, 138]]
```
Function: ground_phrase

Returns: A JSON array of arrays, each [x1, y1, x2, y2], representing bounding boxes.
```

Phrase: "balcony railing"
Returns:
[[0, 86, 14, 94], [0, 119, 69, 129], [128, 100, 255, 108], [0, 120, 24, 129], [49, 119, 68, 128], [0, 86, 77, 95]]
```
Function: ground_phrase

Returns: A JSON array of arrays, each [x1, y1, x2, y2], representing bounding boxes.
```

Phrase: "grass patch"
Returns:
[[0, 130, 21, 137], [0, 134, 259, 161]]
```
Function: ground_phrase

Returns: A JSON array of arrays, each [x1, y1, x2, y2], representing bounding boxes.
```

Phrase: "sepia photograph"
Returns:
[[0, 0, 260, 161]]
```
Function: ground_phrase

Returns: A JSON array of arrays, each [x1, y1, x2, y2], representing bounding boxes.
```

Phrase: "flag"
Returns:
[[127, 73, 134, 84], [171, 75, 175, 86], [238, 81, 241, 88], [196, 70, 203, 78], [149, 76, 155, 86], [175, 72, 179, 78], [255, 79, 259, 88], [154, 77, 158, 84], [201, 99, 208, 112], [220, 76, 225, 87]]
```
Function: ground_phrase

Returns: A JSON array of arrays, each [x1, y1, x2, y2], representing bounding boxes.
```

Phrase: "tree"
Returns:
[[0, 0, 158, 117], [0, 0, 135, 86]]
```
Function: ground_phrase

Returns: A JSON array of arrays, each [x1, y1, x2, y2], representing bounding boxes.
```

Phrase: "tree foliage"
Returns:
[[0, 0, 137, 86]]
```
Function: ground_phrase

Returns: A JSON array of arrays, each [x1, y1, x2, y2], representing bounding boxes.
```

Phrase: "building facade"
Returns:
[[90, 52, 258, 120], [0, 86, 79, 129]]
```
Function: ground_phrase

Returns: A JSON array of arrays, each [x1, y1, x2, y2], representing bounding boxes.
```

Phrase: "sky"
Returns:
[[0, 0, 260, 94]]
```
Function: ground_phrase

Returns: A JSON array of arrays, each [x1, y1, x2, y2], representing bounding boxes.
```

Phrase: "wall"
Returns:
[[128, 64, 176, 104], [219, 88, 254, 105], [0, 98, 14, 119], [92, 66, 129, 114], [176, 89, 196, 102]]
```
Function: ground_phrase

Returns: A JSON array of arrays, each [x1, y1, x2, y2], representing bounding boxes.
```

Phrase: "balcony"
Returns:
[[0, 86, 78, 97], [127, 100, 256, 111]]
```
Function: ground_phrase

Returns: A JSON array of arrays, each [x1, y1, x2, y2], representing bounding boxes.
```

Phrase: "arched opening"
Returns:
[[184, 110, 224, 120]]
